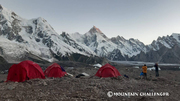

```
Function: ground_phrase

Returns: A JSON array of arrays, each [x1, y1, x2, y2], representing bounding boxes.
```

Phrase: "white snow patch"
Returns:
[[67, 73, 73, 77], [133, 66, 139, 69], [147, 67, 161, 71], [159, 40, 171, 48], [81, 72, 90, 76], [93, 64, 102, 68], [172, 33, 180, 43]]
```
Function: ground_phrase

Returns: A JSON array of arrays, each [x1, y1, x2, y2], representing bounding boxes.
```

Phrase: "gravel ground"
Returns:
[[0, 62, 179, 101]]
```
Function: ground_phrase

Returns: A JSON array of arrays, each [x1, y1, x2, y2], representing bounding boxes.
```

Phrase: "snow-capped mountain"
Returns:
[[83, 26, 117, 56], [110, 36, 148, 58], [0, 5, 95, 62], [69, 26, 147, 58], [131, 33, 180, 63], [1, 4, 180, 63], [149, 34, 180, 51]]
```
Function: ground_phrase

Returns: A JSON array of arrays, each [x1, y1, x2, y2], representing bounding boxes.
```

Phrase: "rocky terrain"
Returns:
[[0, 61, 180, 101]]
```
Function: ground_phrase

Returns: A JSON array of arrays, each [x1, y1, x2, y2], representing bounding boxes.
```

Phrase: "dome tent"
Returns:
[[95, 63, 121, 77], [6, 60, 45, 82], [44, 63, 67, 78]]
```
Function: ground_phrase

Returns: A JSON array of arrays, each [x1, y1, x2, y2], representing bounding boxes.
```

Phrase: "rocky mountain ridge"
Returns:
[[0, 5, 180, 63]]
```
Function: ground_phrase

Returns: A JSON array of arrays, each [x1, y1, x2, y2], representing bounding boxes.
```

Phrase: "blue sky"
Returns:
[[1, 0, 180, 45]]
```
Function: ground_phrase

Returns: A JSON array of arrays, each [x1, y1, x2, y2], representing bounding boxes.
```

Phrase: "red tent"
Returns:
[[6, 60, 45, 82], [95, 63, 121, 78], [44, 63, 67, 78]]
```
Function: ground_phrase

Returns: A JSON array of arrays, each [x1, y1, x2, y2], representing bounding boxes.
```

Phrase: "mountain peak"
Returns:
[[37, 17, 44, 20], [89, 26, 103, 34]]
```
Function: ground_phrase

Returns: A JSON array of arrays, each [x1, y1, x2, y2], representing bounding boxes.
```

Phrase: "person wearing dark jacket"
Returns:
[[154, 63, 159, 77]]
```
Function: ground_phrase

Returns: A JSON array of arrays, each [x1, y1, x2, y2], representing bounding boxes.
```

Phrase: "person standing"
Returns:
[[142, 64, 147, 79], [154, 63, 159, 77]]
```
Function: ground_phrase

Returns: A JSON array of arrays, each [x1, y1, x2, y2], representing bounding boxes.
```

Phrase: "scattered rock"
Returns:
[[43, 81, 48, 86], [7, 86, 15, 90], [174, 84, 178, 87]]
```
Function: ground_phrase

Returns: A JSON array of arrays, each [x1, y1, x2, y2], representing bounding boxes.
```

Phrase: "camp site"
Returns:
[[1, 1, 180, 101], [0, 60, 180, 101]]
